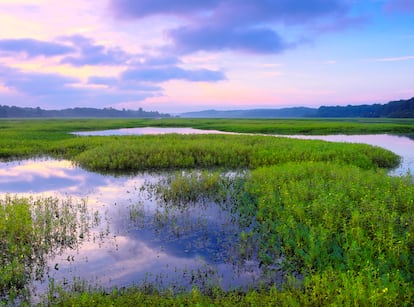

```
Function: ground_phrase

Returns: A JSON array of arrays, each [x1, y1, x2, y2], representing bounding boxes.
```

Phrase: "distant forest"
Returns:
[[0, 106, 170, 118], [180, 107, 317, 118], [315, 97, 414, 118], [180, 97, 414, 118]]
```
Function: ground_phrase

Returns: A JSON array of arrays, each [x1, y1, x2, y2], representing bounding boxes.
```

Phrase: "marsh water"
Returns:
[[1, 128, 414, 301], [73, 127, 235, 136], [0, 159, 274, 301]]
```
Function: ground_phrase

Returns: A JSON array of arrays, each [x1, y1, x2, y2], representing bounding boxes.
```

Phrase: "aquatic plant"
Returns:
[[0, 195, 92, 304], [134, 164, 414, 305]]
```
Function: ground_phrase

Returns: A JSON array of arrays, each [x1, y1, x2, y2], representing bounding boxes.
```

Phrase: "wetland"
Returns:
[[1, 118, 414, 305]]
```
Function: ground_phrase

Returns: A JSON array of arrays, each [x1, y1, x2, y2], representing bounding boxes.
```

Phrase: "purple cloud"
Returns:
[[121, 66, 226, 82], [60, 35, 131, 66], [205, 0, 348, 27], [0, 65, 154, 109], [169, 26, 288, 54], [88, 76, 163, 92], [110, 0, 347, 22], [109, 0, 353, 54], [0, 66, 78, 96], [110, 0, 220, 18], [0, 38, 74, 58], [88, 76, 119, 85], [0, 36, 135, 66], [138, 55, 181, 66]]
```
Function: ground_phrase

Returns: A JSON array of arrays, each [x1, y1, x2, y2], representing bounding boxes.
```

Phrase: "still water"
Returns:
[[73, 127, 235, 136], [0, 159, 274, 300]]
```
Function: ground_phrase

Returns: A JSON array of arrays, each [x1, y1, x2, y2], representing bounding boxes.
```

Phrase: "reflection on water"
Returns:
[[276, 134, 414, 175], [72, 127, 235, 136], [0, 159, 277, 301]]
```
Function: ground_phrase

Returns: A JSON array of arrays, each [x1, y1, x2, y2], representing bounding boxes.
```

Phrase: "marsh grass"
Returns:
[[144, 170, 245, 207], [127, 164, 414, 305], [65, 134, 399, 173], [0, 196, 92, 305]]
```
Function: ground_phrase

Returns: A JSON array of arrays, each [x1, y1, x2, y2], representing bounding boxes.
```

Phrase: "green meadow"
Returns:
[[0, 118, 413, 306]]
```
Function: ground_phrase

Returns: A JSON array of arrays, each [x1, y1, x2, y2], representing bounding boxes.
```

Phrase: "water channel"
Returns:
[[1, 128, 414, 301]]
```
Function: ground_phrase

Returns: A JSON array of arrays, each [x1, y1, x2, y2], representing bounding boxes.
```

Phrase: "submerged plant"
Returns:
[[0, 195, 93, 304], [144, 170, 245, 207]]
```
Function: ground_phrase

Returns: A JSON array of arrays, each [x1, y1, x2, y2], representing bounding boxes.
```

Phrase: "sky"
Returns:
[[0, 0, 413, 113]]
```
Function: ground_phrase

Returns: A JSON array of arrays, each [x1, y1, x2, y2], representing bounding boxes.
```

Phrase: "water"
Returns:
[[72, 127, 235, 136], [0, 159, 275, 302]]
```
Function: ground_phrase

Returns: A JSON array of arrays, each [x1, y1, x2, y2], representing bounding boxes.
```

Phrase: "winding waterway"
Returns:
[[1, 128, 413, 301]]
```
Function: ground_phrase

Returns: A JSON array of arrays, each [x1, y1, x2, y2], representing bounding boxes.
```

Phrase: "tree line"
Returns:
[[180, 97, 414, 118], [0, 106, 170, 118], [314, 97, 414, 118]]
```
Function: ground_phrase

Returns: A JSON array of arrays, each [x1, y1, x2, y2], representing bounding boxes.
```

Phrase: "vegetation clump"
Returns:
[[243, 162, 414, 304], [134, 164, 414, 305], [55, 134, 399, 173]]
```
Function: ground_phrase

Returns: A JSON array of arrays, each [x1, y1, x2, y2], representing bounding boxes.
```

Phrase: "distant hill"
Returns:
[[180, 107, 317, 118], [180, 97, 414, 118], [0, 106, 170, 118], [2, 96, 413, 119]]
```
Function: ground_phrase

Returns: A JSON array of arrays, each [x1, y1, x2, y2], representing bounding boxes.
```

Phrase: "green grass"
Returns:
[[245, 163, 414, 303]]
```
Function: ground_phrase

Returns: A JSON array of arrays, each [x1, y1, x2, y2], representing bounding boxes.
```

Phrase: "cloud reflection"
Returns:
[[45, 233, 209, 291], [0, 158, 261, 294]]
